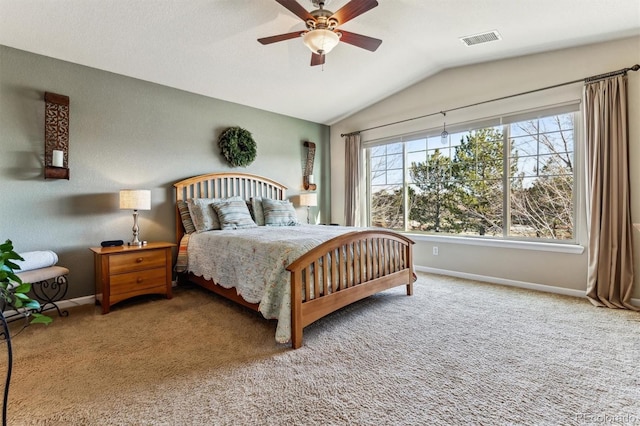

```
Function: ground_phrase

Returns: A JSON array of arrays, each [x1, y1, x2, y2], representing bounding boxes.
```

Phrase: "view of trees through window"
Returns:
[[368, 112, 575, 241]]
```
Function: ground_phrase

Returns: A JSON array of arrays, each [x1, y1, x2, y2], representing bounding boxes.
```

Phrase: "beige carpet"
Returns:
[[2, 273, 639, 425]]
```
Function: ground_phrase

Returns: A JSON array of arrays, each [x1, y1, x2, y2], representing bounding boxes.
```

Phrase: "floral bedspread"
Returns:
[[185, 224, 357, 344]]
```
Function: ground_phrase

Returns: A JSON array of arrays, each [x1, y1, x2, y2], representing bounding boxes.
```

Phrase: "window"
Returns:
[[366, 106, 577, 242]]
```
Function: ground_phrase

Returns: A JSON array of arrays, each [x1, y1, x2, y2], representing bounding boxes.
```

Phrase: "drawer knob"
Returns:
[[136, 257, 143, 263], [137, 277, 143, 283]]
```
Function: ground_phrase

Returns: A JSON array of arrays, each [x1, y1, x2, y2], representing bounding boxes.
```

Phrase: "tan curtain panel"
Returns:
[[583, 74, 636, 309], [344, 133, 361, 226]]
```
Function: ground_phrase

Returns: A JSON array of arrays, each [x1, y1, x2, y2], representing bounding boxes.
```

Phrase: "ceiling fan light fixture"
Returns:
[[303, 29, 340, 55]]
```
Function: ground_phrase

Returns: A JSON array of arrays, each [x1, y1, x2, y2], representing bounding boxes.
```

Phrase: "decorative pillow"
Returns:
[[187, 196, 242, 232], [212, 199, 257, 230], [262, 198, 299, 226], [245, 200, 255, 221], [250, 196, 265, 226], [177, 200, 196, 234]]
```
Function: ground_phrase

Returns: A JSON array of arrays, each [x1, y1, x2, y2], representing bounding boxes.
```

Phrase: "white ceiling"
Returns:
[[1, 0, 639, 125]]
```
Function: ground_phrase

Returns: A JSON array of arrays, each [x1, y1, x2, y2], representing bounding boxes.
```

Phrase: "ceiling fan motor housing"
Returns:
[[306, 8, 338, 30]]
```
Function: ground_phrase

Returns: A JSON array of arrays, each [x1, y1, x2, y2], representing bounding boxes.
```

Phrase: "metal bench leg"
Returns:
[[31, 275, 69, 317]]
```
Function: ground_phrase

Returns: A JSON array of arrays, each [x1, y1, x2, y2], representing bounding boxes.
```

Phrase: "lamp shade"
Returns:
[[299, 192, 318, 207], [303, 29, 340, 54], [119, 189, 151, 210]]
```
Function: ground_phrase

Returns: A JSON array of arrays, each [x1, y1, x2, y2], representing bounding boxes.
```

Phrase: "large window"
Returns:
[[367, 107, 577, 241]]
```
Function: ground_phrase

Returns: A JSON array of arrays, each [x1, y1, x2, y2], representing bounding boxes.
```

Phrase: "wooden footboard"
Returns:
[[286, 230, 415, 349]]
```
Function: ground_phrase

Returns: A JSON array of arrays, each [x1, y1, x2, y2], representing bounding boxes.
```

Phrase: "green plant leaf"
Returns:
[[15, 292, 30, 300], [5, 251, 24, 261], [30, 313, 52, 325], [24, 300, 41, 310], [0, 240, 13, 252], [5, 260, 21, 270], [13, 282, 31, 293]]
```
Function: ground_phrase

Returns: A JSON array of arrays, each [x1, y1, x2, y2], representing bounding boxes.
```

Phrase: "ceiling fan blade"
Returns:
[[311, 53, 325, 66], [329, 0, 379, 25], [338, 30, 382, 52], [258, 31, 304, 45], [275, 0, 315, 22]]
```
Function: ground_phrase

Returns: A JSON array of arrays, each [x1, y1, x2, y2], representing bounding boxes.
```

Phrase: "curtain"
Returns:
[[344, 133, 362, 226], [583, 74, 636, 309]]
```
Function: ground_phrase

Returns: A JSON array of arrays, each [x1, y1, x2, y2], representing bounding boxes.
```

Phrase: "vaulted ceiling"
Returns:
[[1, 0, 639, 124]]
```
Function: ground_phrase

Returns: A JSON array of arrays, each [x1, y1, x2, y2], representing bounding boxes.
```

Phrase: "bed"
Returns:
[[174, 172, 415, 348]]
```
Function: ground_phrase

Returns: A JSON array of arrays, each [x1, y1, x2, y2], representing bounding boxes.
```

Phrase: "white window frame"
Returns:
[[363, 102, 585, 252]]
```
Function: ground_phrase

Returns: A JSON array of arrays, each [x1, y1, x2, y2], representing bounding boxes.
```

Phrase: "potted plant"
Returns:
[[1, 239, 52, 426]]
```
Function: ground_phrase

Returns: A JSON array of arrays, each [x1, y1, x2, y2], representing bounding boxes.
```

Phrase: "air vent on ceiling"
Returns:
[[460, 30, 502, 47]]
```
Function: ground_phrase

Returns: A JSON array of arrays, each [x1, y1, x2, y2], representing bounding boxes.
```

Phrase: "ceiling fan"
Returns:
[[258, 0, 382, 66]]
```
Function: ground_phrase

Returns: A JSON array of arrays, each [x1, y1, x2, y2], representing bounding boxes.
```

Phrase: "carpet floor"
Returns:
[[1, 273, 639, 425]]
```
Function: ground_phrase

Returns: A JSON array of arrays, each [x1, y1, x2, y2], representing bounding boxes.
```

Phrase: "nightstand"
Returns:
[[90, 242, 176, 314]]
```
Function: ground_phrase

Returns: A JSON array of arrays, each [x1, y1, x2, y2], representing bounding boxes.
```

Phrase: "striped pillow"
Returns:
[[262, 198, 299, 226], [212, 199, 257, 230], [187, 196, 242, 232], [187, 198, 219, 232], [177, 200, 196, 234], [250, 196, 265, 226]]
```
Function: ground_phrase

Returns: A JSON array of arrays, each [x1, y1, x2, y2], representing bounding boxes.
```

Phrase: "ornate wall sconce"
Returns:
[[303, 141, 317, 190], [44, 92, 70, 180]]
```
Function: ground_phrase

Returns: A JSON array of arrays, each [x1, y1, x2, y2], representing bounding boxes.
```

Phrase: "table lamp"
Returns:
[[299, 192, 318, 224], [119, 189, 151, 246]]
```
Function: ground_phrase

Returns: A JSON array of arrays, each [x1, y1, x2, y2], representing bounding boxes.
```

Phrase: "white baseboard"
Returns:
[[2, 295, 94, 319], [53, 295, 95, 310], [414, 265, 640, 307]]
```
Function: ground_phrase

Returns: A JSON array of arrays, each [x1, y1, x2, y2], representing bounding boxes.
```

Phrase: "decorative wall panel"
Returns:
[[44, 92, 70, 179]]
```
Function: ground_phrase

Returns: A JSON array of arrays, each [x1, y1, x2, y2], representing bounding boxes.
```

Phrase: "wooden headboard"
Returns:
[[173, 172, 288, 241]]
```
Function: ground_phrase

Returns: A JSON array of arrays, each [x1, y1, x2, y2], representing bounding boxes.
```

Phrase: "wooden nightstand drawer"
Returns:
[[109, 250, 166, 274], [110, 267, 167, 296]]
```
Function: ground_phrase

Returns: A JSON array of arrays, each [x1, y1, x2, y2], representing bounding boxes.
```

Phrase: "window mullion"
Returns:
[[503, 125, 510, 238], [365, 149, 372, 226], [403, 142, 409, 231]]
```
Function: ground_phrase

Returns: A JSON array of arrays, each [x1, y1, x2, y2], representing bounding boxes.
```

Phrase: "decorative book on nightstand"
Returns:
[[90, 242, 176, 314]]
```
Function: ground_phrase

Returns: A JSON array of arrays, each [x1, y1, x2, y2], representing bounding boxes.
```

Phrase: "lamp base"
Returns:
[[128, 241, 148, 246]]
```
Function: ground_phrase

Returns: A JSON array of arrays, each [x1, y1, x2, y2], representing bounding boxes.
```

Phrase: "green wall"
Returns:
[[0, 45, 330, 300]]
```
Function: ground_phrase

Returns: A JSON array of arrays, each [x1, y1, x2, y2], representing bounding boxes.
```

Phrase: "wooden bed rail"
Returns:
[[286, 230, 415, 348]]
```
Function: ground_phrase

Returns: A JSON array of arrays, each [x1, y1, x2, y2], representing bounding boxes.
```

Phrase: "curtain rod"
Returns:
[[341, 64, 640, 137]]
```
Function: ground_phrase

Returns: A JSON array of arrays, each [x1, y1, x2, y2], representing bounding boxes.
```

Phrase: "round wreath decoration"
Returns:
[[218, 126, 257, 167]]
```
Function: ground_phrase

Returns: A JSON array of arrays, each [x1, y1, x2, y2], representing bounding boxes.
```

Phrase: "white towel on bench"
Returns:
[[14, 251, 59, 272]]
